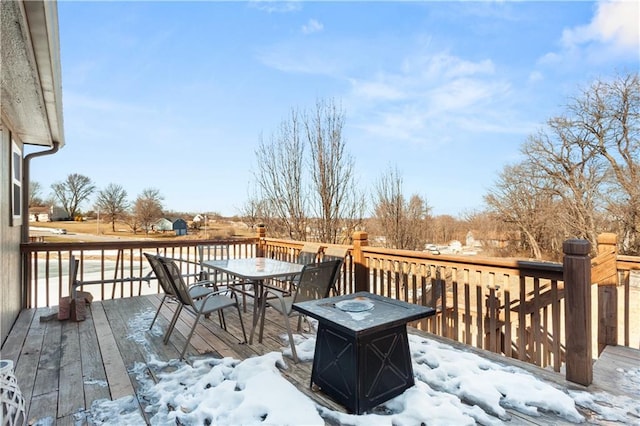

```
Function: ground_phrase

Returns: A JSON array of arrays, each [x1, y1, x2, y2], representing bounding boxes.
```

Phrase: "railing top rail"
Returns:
[[617, 255, 640, 270], [261, 238, 305, 248], [21, 237, 258, 253], [261, 238, 352, 252], [361, 245, 563, 274]]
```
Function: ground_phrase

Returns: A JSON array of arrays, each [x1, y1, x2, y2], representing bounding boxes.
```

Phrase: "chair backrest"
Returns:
[[157, 256, 195, 306], [293, 260, 342, 305], [297, 243, 322, 265], [322, 246, 349, 262], [144, 252, 176, 297]]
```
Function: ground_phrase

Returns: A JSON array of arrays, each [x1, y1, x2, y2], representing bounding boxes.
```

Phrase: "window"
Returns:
[[11, 139, 22, 226]]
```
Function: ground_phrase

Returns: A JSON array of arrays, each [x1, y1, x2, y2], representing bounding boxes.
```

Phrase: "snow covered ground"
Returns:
[[36, 309, 640, 425]]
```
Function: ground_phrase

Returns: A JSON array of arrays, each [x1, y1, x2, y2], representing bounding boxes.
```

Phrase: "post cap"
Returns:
[[563, 239, 591, 255]]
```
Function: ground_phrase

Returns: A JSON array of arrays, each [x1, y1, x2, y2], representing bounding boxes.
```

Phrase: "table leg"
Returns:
[[249, 280, 262, 344]]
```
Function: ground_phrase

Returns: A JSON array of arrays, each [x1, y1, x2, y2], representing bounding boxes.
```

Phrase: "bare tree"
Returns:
[[51, 173, 96, 219], [122, 212, 141, 235], [95, 183, 129, 232], [239, 186, 269, 231], [485, 72, 639, 258], [306, 99, 364, 243], [424, 215, 464, 245], [252, 98, 364, 243], [254, 110, 308, 240], [522, 115, 607, 251], [374, 166, 430, 250], [29, 181, 44, 207], [571, 73, 640, 254], [133, 188, 164, 235], [485, 163, 558, 259]]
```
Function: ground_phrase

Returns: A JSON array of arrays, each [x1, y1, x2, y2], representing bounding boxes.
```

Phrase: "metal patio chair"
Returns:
[[257, 260, 342, 363], [159, 256, 247, 359], [321, 246, 349, 296], [278, 242, 323, 293], [197, 244, 254, 311], [144, 252, 212, 337]]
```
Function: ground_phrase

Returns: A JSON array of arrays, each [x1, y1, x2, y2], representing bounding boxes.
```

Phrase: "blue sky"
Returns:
[[29, 1, 639, 218]]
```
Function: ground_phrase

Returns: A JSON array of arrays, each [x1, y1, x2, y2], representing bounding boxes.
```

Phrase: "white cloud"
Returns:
[[528, 70, 543, 83], [561, 0, 639, 52], [344, 52, 522, 148], [350, 79, 406, 101], [302, 19, 323, 35], [248, 0, 302, 14], [538, 52, 562, 65]]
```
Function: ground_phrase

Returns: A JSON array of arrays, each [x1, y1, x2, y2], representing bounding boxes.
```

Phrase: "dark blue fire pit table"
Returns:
[[293, 291, 436, 414]]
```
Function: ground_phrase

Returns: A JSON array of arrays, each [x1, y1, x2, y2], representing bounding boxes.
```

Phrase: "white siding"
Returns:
[[0, 125, 23, 344]]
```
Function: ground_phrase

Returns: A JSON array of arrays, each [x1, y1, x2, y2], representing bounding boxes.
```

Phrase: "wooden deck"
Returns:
[[1, 294, 636, 425], [593, 345, 640, 399]]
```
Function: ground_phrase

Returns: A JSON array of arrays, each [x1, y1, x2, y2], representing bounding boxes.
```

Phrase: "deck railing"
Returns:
[[259, 230, 638, 382], [21, 238, 258, 308], [20, 228, 639, 386]]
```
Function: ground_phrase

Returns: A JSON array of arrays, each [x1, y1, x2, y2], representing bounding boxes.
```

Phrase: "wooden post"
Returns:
[[563, 239, 592, 386], [256, 224, 266, 257], [352, 231, 369, 293], [596, 232, 618, 354]]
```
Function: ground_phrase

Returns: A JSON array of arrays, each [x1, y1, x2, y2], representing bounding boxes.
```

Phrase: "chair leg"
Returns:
[[164, 304, 183, 344], [181, 311, 203, 359], [150, 294, 168, 329], [235, 304, 248, 343], [218, 310, 227, 330], [283, 314, 299, 363]]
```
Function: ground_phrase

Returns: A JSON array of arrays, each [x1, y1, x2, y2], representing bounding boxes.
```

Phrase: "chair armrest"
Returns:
[[202, 288, 234, 298], [162, 256, 200, 267], [262, 288, 289, 312], [190, 281, 219, 291]]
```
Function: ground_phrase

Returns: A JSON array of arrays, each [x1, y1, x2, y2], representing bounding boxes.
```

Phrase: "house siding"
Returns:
[[1, 0, 64, 345], [0, 125, 23, 345]]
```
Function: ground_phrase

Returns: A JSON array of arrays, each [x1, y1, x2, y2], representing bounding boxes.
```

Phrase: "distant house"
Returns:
[[29, 207, 50, 222], [29, 205, 67, 222], [193, 214, 204, 223], [154, 218, 188, 235], [155, 218, 173, 232], [173, 218, 188, 236]]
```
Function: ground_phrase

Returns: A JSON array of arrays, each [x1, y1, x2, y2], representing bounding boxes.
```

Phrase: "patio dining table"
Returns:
[[202, 257, 304, 344]]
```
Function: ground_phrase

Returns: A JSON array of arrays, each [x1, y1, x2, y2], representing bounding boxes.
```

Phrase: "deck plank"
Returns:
[[58, 320, 84, 418], [27, 313, 62, 420], [12, 308, 50, 420], [78, 306, 111, 408], [0, 308, 36, 364], [91, 301, 134, 399], [100, 298, 156, 424], [124, 294, 185, 361], [27, 391, 58, 425], [593, 345, 640, 398]]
